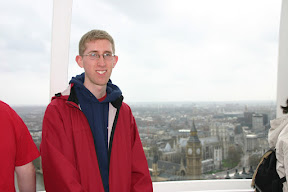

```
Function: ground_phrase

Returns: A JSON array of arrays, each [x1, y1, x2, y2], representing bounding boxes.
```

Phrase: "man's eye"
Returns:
[[90, 53, 98, 57], [104, 53, 112, 57]]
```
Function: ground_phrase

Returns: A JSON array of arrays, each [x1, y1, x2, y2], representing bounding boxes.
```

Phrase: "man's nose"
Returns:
[[97, 55, 106, 66]]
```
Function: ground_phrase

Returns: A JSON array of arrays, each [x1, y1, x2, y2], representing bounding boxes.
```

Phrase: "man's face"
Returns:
[[76, 39, 118, 89]]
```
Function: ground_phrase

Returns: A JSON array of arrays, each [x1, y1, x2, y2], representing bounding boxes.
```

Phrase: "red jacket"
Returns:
[[40, 85, 153, 192]]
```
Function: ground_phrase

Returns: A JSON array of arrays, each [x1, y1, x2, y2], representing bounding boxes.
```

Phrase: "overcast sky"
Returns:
[[0, 0, 282, 106]]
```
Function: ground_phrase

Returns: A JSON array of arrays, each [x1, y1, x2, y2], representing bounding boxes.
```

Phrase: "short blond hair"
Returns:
[[78, 29, 115, 55]]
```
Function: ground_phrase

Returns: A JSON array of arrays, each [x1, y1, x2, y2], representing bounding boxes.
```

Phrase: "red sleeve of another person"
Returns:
[[0, 101, 40, 191], [13, 108, 40, 166]]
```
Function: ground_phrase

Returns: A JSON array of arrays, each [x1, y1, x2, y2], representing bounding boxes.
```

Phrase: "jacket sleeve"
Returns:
[[281, 138, 288, 189], [40, 104, 87, 192], [130, 115, 153, 192]]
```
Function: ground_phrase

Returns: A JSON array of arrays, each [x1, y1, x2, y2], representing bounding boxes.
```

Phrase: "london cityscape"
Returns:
[[13, 100, 275, 189]]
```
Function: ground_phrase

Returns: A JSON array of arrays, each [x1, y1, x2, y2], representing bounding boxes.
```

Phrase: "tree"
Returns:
[[226, 145, 242, 168], [249, 153, 262, 167]]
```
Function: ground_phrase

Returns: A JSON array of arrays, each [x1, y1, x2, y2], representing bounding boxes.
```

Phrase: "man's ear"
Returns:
[[76, 55, 83, 68], [113, 55, 118, 68]]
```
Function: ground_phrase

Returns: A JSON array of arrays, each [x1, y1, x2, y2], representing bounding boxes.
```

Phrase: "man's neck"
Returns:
[[83, 82, 106, 99]]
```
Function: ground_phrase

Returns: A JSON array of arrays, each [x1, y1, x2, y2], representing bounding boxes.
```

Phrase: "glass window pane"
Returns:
[[0, 0, 52, 190], [68, 0, 281, 181]]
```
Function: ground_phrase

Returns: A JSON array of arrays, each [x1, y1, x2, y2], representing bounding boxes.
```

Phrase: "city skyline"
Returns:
[[10, 99, 277, 107], [17, 99, 274, 184]]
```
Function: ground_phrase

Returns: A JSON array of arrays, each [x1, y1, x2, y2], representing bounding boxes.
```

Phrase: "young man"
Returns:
[[41, 30, 153, 192], [0, 100, 40, 192]]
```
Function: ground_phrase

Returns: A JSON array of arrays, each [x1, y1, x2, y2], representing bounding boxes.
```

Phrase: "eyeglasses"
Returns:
[[82, 52, 115, 61]]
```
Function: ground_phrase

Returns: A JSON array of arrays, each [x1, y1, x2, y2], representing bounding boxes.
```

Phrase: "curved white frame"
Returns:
[[277, 0, 288, 118], [49, 0, 73, 99]]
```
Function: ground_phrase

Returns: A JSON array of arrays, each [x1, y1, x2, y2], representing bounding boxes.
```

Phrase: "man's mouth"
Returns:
[[97, 70, 106, 74]]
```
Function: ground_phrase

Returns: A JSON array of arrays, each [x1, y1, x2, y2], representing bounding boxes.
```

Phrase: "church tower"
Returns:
[[152, 154, 159, 178], [186, 120, 202, 179]]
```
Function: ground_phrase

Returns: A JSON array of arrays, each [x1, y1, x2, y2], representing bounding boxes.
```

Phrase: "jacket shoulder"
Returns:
[[120, 102, 133, 113], [49, 95, 68, 107], [45, 95, 74, 117]]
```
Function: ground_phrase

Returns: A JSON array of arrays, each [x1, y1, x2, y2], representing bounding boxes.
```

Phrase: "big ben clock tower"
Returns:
[[186, 120, 202, 179]]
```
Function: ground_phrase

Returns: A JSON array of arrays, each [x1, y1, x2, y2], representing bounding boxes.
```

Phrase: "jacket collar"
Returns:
[[67, 84, 79, 105], [53, 83, 123, 110]]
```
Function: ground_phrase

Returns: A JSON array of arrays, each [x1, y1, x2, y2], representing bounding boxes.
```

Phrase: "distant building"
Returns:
[[214, 146, 222, 170], [245, 134, 258, 151], [202, 159, 214, 173], [242, 126, 269, 153], [243, 112, 254, 128], [186, 120, 202, 179], [252, 114, 264, 131], [200, 136, 222, 170], [210, 122, 234, 159]]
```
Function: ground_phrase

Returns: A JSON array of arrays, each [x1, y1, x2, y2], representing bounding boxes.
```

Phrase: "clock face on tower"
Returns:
[[196, 148, 201, 155], [188, 148, 192, 155]]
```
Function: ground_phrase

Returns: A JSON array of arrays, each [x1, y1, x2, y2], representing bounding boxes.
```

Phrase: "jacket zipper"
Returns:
[[67, 100, 108, 192]]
